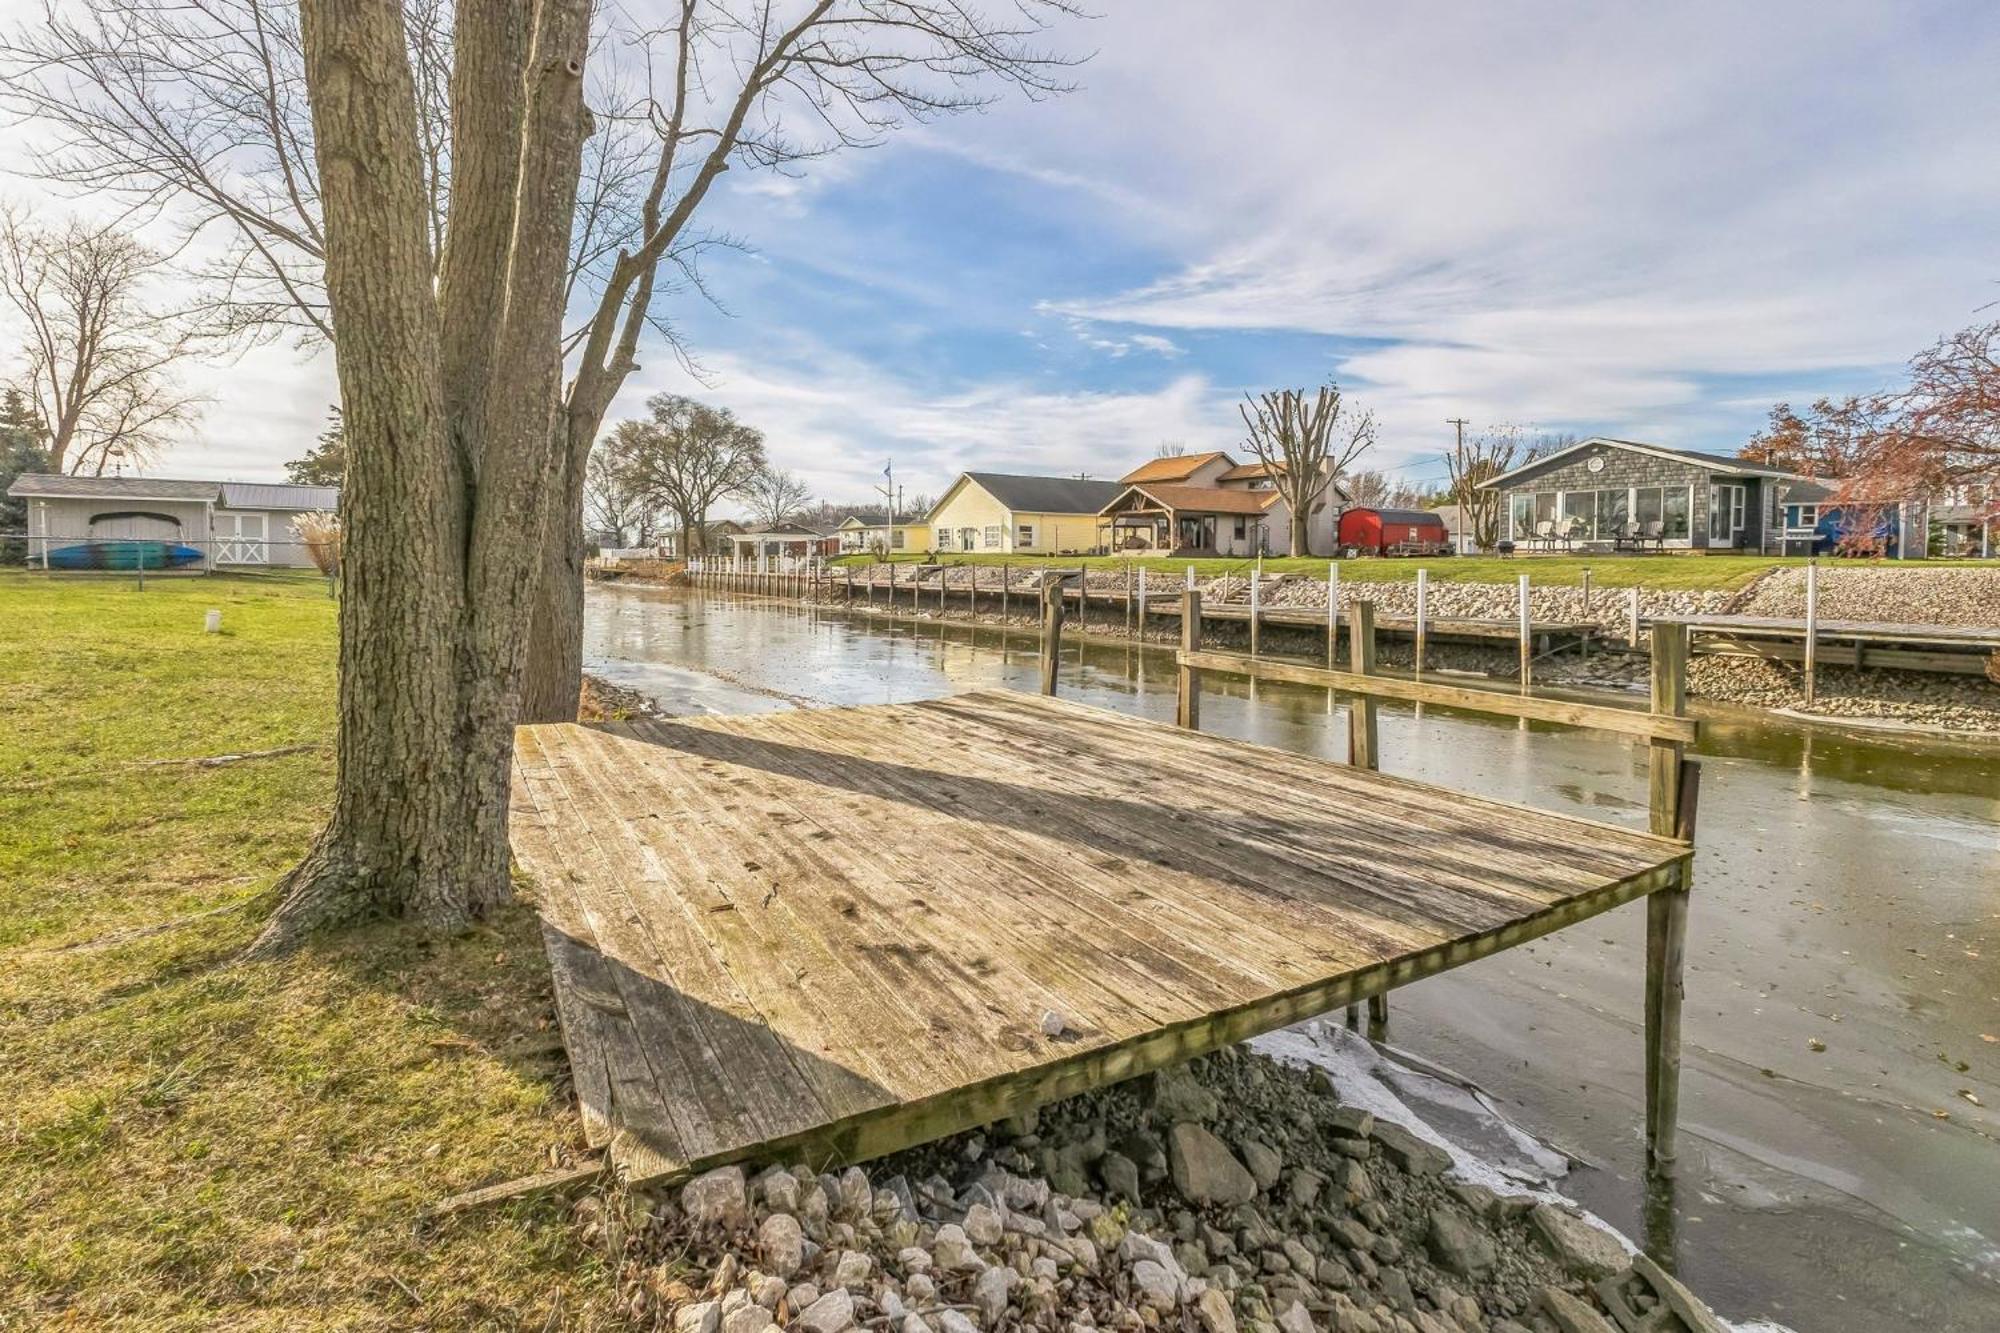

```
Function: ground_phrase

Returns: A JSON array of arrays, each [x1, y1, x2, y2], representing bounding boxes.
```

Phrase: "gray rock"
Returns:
[[1168, 1123, 1260, 1207], [796, 1288, 856, 1333], [896, 1245, 931, 1272], [905, 1272, 937, 1304], [902, 1317, 933, 1333], [1536, 1287, 1616, 1333], [1328, 1217, 1374, 1252], [1333, 1158, 1373, 1202], [674, 1300, 721, 1333], [785, 1284, 820, 1313], [1121, 1131, 1171, 1183], [1325, 1107, 1375, 1139], [751, 1275, 787, 1309], [1371, 1123, 1450, 1177], [759, 1214, 805, 1278], [761, 1168, 801, 1214], [937, 1312, 979, 1333], [1152, 1067, 1221, 1123], [723, 1306, 774, 1333], [1131, 1259, 1181, 1311], [1195, 1285, 1238, 1333], [973, 1265, 1020, 1322], [1275, 1301, 1314, 1333], [1527, 1205, 1628, 1282], [1288, 1167, 1326, 1208], [1426, 1208, 1495, 1278], [1099, 1151, 1142, 1203], [832, 1250, 873, 1288], [1239, 1138, 1283, 1190], [835, 1167, 872, 1220], [682, 1166, 750, 1230], [964, 1202, 1005, 1246], [931, 1223, 984, 1272]]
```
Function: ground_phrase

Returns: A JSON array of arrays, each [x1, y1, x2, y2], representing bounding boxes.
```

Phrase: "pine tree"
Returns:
[[0, 388, 52, 563], [284, 407, 345, 486]]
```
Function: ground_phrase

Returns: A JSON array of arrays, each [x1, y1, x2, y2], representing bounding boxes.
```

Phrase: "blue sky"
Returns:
[[5, 1, 1998, 507]]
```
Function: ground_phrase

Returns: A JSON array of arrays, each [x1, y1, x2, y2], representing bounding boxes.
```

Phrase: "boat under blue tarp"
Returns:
[[44, 541, 205, 571]]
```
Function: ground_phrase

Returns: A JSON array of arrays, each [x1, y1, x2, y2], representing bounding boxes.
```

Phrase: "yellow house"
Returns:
[[834, 510, 930, 555], [924, 472, 1126, 555]]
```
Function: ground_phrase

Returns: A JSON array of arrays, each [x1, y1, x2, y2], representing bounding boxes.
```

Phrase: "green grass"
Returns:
[[824, 551, 1993, 591], [0, 570, 622, 1330]]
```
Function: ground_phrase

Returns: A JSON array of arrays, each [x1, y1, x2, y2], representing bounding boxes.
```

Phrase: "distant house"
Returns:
[[1096, 451, 1349, 556], [724, 521, 839, 562], [831, 508, 930, 555], [1934, 484, 1994, 558], [924, 473, 1125, 555], [7, 473, 339, 570], [1479, 437, 1819, 553], [659, 518, 745, 558]]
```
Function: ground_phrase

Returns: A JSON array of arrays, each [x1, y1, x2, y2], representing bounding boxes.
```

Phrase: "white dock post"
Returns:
[[1326, 561, 1339, 668], [1414, 567, 1429, 674], [1804, 559, 1819, 705], [1628, 587, 1641, 647], [1249, 571, 1262, 656], [1185, 565, 1196, 591], [1517, 572, 1532, 693], [1137, 566, 1148, 643]]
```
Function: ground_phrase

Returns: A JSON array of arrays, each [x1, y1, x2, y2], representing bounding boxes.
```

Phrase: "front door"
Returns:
[[215, 512, 269, 563], [1707, 484, 1746, 546], [1176, 514, 1216, 551]]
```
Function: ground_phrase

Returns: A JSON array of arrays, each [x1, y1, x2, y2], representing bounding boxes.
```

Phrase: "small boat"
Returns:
[[45, 541, 205, 571]]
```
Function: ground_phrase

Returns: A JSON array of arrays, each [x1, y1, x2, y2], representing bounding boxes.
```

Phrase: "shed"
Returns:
[[6, 473, 340, 570], [1337, 507, 1451, 557]]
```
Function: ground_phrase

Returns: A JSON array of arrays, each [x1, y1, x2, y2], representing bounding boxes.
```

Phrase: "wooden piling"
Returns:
[[1039, 576, 1066, 696], [1249, 573, 1262, 656], [1413, 568, 1428, 675], [1644, 620, 1692, 1178], [1804, 560, 1819, 706], [1348, 600, 1378, 771], [1517, 573, 1532, 693], [1326, 562, 1339, 668], [1176, 590, 1202, 729], [1628, 587, 1641, 647], [1138, 566, 1149, 643]]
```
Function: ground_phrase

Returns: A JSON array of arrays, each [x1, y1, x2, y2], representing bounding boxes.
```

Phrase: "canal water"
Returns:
[[584, 584, 2000, 1333]]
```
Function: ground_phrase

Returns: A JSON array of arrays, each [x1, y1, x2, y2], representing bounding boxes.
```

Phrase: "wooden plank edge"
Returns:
[[1177, 648, 1700, 743], [606, 855, 1690, 1186], [419, 1157, 607, 1228]]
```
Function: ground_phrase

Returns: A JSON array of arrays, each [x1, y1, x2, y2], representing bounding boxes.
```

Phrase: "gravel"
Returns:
[[609, 1046, 1732, 1333]]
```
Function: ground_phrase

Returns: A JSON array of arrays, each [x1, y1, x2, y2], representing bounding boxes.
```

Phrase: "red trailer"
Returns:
[[1337, 507, 1452, 558]]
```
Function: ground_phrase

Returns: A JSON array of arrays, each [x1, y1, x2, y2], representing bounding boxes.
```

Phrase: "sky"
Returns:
[[3, 1, 1998, 508]]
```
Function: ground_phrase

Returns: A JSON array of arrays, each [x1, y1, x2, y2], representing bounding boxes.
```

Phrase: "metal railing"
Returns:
[[2, 531, 335, 589]]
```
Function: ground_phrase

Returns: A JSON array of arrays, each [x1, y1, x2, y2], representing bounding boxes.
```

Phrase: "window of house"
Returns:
[[1016, 523, 1036, 548], [1785, 505, 1819, 530], [891, 528, 906, 549], [1233, 516, 1247, 540], [958, 527, 977, 550], [1663, 487, 1690, 539], [984, 525, 1002, 548], [936, 527, 953, 550], [1509, 493, 1533, 538], [1561, 492, 1597, 538]]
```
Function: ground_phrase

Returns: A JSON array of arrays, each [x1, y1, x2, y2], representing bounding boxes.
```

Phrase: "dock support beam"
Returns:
[[1347, 600, 1378, 771], [1644, 621, 1694, 1178], [1039, 575, 1067, 696], [1176, 590, 1202, 729]]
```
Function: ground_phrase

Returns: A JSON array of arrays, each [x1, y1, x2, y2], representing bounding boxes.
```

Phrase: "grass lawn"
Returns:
[[0, 570, 619, 1330], [827, 550, 1991, 591]]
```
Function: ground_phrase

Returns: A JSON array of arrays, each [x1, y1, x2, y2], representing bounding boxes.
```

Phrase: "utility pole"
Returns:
[[878, 461, 897, 521], [1445, 417, 1469, 453]]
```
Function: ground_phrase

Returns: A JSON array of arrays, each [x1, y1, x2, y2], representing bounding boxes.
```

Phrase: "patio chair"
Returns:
[[1532, 519, 1557, 551], [1556, 516, 1585, 551], [1611, 520, 1641, 552], [1640, 519, 1665, 551]]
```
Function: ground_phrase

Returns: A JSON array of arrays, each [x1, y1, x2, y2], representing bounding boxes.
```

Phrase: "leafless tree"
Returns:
[[1155, 440, 1188, 458], [584, 432, 654, 547], [617, 395, 767, 555], [1444, 429, 1519, 552], [2, 0, 1084, 723], [1344, 470, 1439, 510], [0, 209, 202, 475], [743, 465, 814, 528], [1239, 383, 1375, 556]]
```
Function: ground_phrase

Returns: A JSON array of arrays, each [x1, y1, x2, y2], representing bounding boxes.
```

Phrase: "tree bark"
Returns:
[[1291, 509, 1311, 558], [249, 0, 590, 957], [519, 414, 591, 724]]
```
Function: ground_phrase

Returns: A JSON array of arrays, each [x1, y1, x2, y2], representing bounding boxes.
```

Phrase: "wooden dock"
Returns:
[[510, 687, 1694, 1186], [1664, 613, 2000, 677]]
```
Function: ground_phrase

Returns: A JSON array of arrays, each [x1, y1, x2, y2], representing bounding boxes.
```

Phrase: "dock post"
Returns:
[[1138, 566, 1148, 643], [1414, 568, 1428, 674], [1581, 567, 1592, 617], [1326, 562, 1339, 668], [1628, 587, 1641, 647], [1348, 600, 1378, 771], [1078, 570, 1088, 630], [1517, 573, 1532, 693], [1176, 590, 1202, 729], [1002, 561, 1010, 624], [887, 562, 896, 613], [1645, 621, 1693, 1178], [1250, 572, 1262, 656], [1039, 576, 1067, 696], [1804, 559, 1819, 706], [1185, 565, 1195, 592]]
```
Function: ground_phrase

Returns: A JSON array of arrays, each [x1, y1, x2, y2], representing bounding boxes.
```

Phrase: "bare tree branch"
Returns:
[[1239, 382, 1375, 557]]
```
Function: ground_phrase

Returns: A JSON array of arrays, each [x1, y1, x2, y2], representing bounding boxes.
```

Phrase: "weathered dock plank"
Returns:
[[510, 689, 1690, 1185]]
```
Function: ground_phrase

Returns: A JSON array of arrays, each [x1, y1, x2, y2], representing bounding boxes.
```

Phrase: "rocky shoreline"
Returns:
[[607, 1040, 1732, 1333], [793, 567, 2000, 733]]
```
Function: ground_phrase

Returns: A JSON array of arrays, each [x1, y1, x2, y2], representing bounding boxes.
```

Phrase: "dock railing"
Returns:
[[1171, 589, 1704, 1177]]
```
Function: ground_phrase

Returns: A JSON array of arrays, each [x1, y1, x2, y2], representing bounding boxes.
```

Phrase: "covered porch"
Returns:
[[1097, 483, 1273, 557]]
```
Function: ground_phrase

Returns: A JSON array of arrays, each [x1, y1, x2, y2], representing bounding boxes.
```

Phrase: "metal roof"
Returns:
[[7, 474, 221, 502], [219, 481, 340, 511], [956, 472, 1125, 515]]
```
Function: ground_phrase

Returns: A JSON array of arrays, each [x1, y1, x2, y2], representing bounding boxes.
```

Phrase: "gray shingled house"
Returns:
[[7, 473, 340, 569], [1478, 437, 1812, 553]]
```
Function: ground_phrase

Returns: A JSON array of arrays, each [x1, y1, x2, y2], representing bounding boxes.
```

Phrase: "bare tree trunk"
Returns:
[[1291, 509, 1311, 558], [248, 0, 589, 957], [519, 417, 590, 724]]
